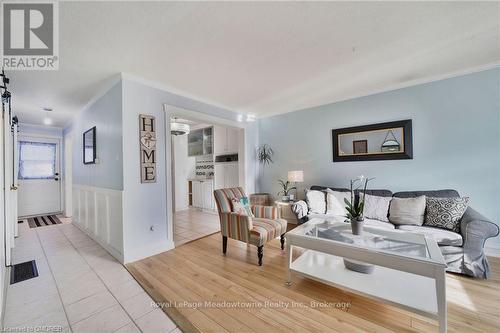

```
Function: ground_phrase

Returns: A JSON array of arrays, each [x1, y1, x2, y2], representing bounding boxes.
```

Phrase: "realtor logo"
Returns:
[[1, 1, 59, 70]]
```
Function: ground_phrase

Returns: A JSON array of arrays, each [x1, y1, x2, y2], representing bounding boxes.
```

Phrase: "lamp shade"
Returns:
[[288, 170, 303, 182]]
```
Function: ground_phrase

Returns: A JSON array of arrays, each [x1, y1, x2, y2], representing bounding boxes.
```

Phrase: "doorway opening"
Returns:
[[18, 135, 62, 218], [165, 105, 246, 247]]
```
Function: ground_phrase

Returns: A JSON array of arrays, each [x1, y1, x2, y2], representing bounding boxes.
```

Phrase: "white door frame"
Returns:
[[163, 104, 248, 246], [17, 134, 63, 217], [12, 122, 18, 238], [63, 131, 72, 217], [3, 111, 14, 266]]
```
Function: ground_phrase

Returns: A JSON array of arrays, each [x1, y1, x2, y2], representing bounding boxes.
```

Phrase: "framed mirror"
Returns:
[[83, 126, 96, 164], [332, 119, 412, 162]]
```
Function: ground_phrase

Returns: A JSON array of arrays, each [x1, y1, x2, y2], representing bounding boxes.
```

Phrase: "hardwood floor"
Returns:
[[127, 234, 500, 333]]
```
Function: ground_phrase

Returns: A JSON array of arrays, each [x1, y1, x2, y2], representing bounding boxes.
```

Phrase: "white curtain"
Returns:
[[18, 141, 56, 179]]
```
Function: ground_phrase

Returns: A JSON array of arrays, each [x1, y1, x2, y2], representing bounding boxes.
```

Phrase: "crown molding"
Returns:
[[258, 61, 500, 119]]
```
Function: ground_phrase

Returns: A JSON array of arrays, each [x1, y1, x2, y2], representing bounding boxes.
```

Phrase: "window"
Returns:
[[18, 141, 56, 180]]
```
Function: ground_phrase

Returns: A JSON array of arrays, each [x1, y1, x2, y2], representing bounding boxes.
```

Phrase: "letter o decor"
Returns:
[[139, 114, 157, 183]]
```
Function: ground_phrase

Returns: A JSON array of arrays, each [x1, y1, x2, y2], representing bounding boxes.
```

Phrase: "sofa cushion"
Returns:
[[326, 189, 350, 216], [397, 225, 463, 246], [310, 185, 350, 193], [424, 197, 469, 233], [364, 218, 395, 230], [361, 193, 391, 222], [393, 189, 459, 198], [389, 196, 426, 226], [356, 189, 393, 198], [249, 218, 287, 247], [306, 190, 326, 214]]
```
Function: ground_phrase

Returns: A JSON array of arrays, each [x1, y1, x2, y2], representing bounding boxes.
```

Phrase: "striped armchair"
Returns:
[[214, 187, 287, 266]]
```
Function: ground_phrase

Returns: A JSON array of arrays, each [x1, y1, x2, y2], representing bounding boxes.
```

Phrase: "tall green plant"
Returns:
[[257, 144, 274, 165]]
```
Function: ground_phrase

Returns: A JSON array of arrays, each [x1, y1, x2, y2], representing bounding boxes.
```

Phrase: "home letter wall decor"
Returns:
[[139, 114, 157, 183]]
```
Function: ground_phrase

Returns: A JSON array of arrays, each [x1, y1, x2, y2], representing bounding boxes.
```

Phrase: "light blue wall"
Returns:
[[72, 81, 123, 190], [258, 69, 500, 243]]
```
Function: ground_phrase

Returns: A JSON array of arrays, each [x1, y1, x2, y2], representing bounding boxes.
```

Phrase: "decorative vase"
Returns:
[[281, 195, 290, 202], [350, 218, 364, 235]]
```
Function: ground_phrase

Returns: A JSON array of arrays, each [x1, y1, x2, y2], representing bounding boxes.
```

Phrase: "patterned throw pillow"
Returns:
[[424, 197, 469, 233], [231, 197, 254, 217]]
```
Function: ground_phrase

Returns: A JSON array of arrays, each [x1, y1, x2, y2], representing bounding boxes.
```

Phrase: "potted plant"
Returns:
[[277, 180, 296, 202], [252, 145, 275, 204], [344, 175, 373, 235]]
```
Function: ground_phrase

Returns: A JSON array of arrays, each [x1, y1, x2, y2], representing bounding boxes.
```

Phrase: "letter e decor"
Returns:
[[139, 114, 157, 183]]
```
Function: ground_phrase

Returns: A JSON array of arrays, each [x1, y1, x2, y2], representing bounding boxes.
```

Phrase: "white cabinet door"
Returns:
[[214, 164, 225, 190], [192, 181, 203, 208], [226, 128, 239, 154], [213, 125, 227, 155], [225, 164, 239, 188], [202, 181, 214, 210]]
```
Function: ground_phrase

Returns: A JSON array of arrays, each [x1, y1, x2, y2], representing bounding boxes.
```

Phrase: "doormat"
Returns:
[[10, 260, 39, 284], [27, 215, 62, 228]]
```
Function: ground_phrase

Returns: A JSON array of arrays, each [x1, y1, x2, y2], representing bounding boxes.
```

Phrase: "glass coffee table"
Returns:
[[286, 217, 447, 333]]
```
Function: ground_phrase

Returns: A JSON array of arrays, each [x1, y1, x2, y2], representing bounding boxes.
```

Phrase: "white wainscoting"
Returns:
[[73, 184, 124, 262]]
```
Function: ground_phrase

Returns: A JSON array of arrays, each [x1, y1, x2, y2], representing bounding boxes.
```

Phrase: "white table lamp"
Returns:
[[288, 170, 304, 183], [288, 170, 304, 201]]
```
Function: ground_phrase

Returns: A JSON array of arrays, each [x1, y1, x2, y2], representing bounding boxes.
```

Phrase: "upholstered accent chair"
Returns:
[[214, 187, 287, 266]]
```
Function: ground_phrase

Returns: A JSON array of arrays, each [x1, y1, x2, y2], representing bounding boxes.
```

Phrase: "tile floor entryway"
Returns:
[[173, 209, 219, 247], [3, 217, 182, 333]]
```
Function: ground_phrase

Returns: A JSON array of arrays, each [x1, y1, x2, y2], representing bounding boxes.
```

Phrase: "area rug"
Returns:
[[25, 215, 62, 228]]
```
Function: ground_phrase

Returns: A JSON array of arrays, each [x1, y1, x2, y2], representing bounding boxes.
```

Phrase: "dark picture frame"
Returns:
[[83, 126, 96, 164], [332, 119, 413, 162]]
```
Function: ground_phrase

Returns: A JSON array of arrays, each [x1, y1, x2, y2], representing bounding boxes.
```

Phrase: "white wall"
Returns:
[[172, 135, 195, 211], [69, 80, 125, 262], [121, 79, 172, 263]]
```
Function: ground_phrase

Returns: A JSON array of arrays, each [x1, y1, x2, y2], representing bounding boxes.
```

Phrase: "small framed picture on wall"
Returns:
[[353, 140, 368, 154]]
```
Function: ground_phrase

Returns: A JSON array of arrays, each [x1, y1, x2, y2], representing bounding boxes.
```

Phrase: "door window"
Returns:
[[18, 141, 57, 179]]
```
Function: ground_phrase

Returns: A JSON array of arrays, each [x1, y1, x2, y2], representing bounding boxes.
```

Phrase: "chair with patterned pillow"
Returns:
[[213, 187, 287, 266]]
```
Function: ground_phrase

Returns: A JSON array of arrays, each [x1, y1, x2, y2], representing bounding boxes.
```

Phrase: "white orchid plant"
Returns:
[[344, 175, 375, 221]]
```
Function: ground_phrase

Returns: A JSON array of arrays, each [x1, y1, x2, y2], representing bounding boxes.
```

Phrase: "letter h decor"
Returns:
[[139, 114, 157, 183]]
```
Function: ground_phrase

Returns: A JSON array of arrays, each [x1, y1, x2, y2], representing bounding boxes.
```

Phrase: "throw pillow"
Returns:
[[389, 196, 426, 226], [231, 197, 253, 217], [325, 189, 350, 216], [306, 190, 326, 214], [424, 197, 469, 233], [361, 193, 391, 222]]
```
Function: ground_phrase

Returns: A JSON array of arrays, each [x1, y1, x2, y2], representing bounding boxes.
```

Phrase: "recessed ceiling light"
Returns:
[[42, 107, 53, 112], [43, 117, 52, 125]]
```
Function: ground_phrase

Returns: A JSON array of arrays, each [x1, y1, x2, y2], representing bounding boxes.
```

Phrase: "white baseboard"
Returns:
[[485, 243, 500, 258], [123, 240, 175, 264]]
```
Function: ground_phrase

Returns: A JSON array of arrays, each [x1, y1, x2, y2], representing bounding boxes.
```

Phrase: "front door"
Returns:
[[18, 137, 61, 217]]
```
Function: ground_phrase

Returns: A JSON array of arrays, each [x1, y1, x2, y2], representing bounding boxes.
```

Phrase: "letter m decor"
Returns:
[[139, 114, 157, 183]]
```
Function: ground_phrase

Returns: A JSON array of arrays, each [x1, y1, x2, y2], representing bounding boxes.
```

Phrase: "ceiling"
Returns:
[[8, 1, 500, 127]]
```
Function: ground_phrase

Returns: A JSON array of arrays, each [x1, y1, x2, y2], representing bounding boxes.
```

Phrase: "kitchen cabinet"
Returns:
[[214, 125, 239, 155], [214, 163, 239, 190], [191, 179, 215, 211], [188, 127, 213, 157]]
